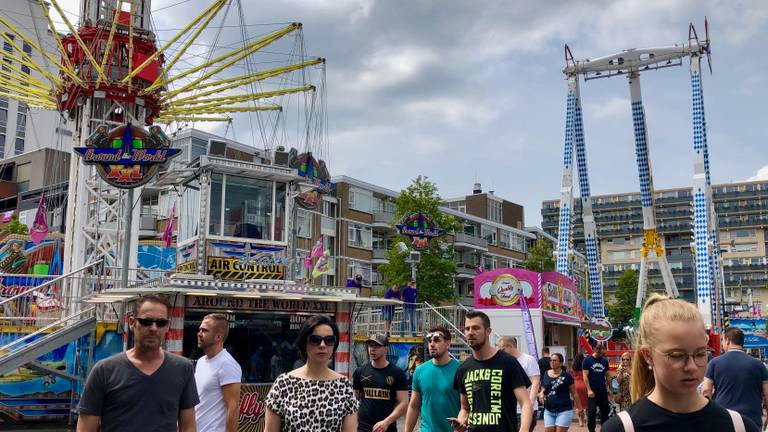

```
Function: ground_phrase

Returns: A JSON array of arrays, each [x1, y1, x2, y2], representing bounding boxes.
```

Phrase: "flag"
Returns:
[[310, 237, 324, 259], [312, 251, 333, 279], [162, 203, 176, 247], [29, 194, 48, 244], [519, 294, 539, 357]]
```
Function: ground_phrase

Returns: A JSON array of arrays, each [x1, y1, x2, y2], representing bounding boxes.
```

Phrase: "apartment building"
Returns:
[[541, 180, 768, 316], [324, 178, 538, 304], [0, 1, 74, 158]]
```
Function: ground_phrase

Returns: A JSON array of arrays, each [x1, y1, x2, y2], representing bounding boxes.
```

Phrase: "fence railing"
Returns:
[[353, 302, 469, 340], [0, 260, 105, 352]]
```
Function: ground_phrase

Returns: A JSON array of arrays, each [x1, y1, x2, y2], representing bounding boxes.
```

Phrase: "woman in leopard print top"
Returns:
[[265, 315, 358, 432]]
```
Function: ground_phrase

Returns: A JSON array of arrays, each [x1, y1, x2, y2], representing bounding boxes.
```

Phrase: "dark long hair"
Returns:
[[572, 352, 585, 372], [296, 315, 340, 361]]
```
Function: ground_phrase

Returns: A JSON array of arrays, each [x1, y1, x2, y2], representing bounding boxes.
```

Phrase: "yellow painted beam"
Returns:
[[0, 91, 56, 109], [35, 0, 76, 72], [122, 0, 227, 84], [145, 22, 300, 94], [162, 58, 324, 103], [48, 0, 107, 82], [96, 0, 123, 87], [0, 67, 52, 92], [161, 105, 282, 115], [162, 0, 226, 76], [155, 115, 232, 123], [167, 85, 313, 107]]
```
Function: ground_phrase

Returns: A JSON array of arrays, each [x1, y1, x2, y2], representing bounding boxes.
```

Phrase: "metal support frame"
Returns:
[[628, 72, 679, 317]]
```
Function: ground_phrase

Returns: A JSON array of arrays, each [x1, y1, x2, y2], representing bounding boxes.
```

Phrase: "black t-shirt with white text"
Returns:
[[453, 350, 532, 432], [601, 397, 759, 432], [353, 362, 407, 432]]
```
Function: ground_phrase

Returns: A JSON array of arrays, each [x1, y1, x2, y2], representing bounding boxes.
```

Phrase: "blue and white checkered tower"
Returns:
[[555, 77, 576, 276], [690, 42, 722, 330], [572, 78, 605, 320], [556, 68, 606, 320], [628, 72, 680, 318]]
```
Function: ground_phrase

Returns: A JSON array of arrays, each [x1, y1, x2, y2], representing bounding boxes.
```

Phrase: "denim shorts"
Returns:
[[382, 307, 394, 321], [543, 408, 573, 428]]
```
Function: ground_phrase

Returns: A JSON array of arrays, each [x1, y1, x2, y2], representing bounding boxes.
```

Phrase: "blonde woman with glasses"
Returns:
[[601, 294, 758, 432]]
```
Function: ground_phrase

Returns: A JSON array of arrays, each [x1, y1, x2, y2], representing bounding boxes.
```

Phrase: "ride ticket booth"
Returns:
[[92, 154, 397, 431], [474, 268, 589, 362]]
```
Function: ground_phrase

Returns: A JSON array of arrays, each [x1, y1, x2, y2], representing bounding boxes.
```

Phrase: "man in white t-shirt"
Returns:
[[498, 335, 541, 432], [195, 313, 242, 432]]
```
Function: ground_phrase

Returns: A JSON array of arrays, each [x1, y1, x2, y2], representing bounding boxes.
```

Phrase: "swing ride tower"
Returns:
[[556, 21, 724, 330]]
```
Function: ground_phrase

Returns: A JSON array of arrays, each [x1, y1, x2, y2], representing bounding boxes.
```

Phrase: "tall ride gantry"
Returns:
[[556, 21, 724, 330]]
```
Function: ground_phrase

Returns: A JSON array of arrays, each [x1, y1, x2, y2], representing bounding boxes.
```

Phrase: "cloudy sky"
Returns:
[[50, 0, 768, 225]]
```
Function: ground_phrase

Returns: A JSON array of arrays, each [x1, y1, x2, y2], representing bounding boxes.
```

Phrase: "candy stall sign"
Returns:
[[474, 268, 540, 309]]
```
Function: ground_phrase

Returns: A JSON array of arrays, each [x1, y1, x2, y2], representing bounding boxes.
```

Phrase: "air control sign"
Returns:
[[207, 256, 284, 280]]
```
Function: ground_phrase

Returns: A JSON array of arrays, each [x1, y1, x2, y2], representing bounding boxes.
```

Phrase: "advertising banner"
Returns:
[[474, 268, 540, 309], [238, 383, 272, 432], [729, 319, 768, 348], [540, 272, 584, 322], [206, 240, 287, 280]]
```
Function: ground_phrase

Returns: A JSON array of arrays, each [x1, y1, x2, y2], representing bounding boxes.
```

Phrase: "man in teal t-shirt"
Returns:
[[404, 325, 461, 432]]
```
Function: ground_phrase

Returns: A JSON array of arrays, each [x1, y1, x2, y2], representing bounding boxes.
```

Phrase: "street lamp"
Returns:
[[396, 241, 421, 280]]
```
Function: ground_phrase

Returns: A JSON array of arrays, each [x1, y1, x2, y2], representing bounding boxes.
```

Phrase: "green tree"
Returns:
[[607, 269, 639, 329], [379, 176, 459, 304], [521, 237, 555, 273], [1, 214, 28, 235]]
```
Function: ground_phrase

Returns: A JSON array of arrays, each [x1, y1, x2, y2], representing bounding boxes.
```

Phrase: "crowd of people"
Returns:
[[74, 293, 768, 432]]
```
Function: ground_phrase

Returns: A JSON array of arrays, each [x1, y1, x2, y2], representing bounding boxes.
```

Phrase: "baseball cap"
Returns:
[[366, 334, 388, 346]]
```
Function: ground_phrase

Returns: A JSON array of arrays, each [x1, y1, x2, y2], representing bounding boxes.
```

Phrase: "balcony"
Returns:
[[453, 233, 488, 251], [372, 248, 389, 264], [455, 262, 477, 279], [372, 212, 395, 230]]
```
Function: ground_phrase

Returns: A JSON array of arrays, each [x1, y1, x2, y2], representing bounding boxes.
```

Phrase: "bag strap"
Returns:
[[618, 411, 634, 432], [726, 409, 745, 432]]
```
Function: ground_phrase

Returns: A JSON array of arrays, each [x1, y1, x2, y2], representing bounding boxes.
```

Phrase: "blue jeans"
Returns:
[[403, 305, 416, 334], [544, 409, 573, 428]]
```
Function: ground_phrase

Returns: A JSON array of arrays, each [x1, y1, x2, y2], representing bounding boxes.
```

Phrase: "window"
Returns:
[[482, 255, 495, 271], [295, 250, 308, 280], [274, 183, 286, 241], [223, 175, 273, 240], [15, 162, 30, 192], [487, 199, 502, 223], [190, 137, 207, 161], [481, 225, 497, 245], [323, 200, 337, 217], [346, 259, 371, 286], [348, 223, 372, 249], [735, 229, 755, 238], [14, 137, 23, 155], [348, 187, 373, 213], [372, 234, 388, 251], [732, 243, 758, 253], [0, 107, 7, 130], [296, 209, 312, 239], [141, 193, 159, 216], [208, 173, 223, 235], [0, 134, 5, 158], [509, 232, 526, 253]]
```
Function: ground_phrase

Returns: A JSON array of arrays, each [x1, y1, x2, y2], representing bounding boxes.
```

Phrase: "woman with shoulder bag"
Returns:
[[615, 352, 632, 412], [539, 352, 581, 432], [601, 294, 759, 432]]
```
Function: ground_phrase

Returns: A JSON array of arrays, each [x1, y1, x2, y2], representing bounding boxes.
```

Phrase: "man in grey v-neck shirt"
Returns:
[[77, 295, 199, 432]]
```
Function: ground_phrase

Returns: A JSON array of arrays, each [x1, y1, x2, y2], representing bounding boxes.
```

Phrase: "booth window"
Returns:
[[180, 178, 200, 242], [224, 175, 273, 239], [209, 173, 223, 235]]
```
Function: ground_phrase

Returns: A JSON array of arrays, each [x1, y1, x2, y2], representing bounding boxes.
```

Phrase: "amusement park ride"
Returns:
[[555, 20, 724, 332], [0, 0, 327, 381]]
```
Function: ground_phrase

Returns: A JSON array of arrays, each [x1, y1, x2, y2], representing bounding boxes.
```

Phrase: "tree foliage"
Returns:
[[607, 269, 639, 329], [378, 176, 459, 305], [521, 237, 555, 273], [1, 214, 28, 235]]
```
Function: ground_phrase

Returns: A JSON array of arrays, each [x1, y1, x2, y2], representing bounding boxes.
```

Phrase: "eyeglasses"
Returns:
[[136, 317, 169, 327], [655, 349, 708, 367], [308, 335, 336, 346], [621, 358, 631, 362], [426, 332, 446, 343]]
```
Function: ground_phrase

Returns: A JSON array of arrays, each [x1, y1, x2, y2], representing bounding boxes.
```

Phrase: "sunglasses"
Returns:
[[308, 335, 337, 346], [136, 317, 169, 327], [426, 332, 446, 343]]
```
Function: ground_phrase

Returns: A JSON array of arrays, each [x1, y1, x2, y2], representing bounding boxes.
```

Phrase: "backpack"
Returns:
[[617, 409, 745, 432]]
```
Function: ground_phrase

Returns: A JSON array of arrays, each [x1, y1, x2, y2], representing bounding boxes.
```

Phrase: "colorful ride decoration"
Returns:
[[395, 212, 444, 250], [289, 149, 334, 210], [74, 123, 181, 189]]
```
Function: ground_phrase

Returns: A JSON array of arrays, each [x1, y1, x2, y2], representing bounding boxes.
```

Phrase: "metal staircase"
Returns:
[[0, 261, 104, 378]]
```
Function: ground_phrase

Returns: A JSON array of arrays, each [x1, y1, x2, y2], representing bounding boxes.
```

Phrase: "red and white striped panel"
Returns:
[[167, 297, 185, 356], [335, 304, 351, 376]]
